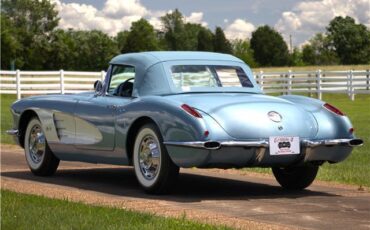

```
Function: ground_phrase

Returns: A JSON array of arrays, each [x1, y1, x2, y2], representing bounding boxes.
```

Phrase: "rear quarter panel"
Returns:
[[280, 95, 354, 139]]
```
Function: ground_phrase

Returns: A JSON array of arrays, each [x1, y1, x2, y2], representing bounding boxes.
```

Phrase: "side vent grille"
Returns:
[[53, 112, 74, 143]]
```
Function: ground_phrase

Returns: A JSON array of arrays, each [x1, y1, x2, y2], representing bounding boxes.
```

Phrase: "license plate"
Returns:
[[269, 136, 300, 155]]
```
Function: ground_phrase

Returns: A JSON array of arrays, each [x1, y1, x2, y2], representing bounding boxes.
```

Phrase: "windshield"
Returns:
[[170, 65, 253, 91]]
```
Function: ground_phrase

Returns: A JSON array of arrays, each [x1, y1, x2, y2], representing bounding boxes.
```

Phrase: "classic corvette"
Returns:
[[7, 51, 363, 194]]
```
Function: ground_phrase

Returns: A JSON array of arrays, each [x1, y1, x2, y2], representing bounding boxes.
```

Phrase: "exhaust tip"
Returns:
[[349, 139, 364, 146], [204, 141, 221, 150]]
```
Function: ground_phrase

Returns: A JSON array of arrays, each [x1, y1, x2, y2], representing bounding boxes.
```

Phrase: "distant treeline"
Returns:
[[1, 0, 369, 71]]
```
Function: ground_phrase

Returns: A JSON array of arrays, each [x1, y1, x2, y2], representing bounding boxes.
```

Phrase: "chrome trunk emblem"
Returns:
[[268, 111, 282, 122]]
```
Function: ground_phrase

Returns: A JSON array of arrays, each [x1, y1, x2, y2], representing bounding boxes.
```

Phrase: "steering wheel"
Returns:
[[113, 78, 135, 97]]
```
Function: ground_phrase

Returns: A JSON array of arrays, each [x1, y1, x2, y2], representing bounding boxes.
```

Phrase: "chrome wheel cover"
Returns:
[[138, 135, 160, 180], [28, 124, 45, 164]]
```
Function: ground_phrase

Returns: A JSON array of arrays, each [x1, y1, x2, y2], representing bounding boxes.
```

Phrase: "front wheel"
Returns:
[[272, 165, 319, 190], [133, 123, 179, 194], [24, 118, 60, 176]]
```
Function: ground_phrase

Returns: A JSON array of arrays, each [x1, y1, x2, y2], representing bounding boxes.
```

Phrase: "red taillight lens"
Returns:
[[181, 104, 202, 118], [349, 128, 354, 134], [323, 103, 344, 116]]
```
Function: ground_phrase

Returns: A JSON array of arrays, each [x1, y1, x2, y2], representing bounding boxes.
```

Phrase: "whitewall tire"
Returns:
[[133, 123, 179, 194], [24, 118, 59, 176]]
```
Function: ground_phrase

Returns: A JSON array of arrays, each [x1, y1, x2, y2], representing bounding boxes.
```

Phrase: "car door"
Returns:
[[74, 65, 135, 151]]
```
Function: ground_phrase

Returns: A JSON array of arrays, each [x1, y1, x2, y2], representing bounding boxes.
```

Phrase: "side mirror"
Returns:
[[94, 80, 103, 93]]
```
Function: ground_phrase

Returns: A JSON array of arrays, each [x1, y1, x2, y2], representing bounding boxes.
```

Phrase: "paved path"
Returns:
[[1, 145, 370, 229]]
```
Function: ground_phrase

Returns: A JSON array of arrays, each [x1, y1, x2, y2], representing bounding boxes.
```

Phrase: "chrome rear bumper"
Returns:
[[164, 138, 363, 150]]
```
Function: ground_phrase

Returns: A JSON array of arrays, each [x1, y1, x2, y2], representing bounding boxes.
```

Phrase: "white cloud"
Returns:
[[275, 0, 370, 46], [224, 19, 255, 40], [53, 0, 140, 35], [185, 12, 208, 27], [276, 12, 301, 32], [52, 0, 210, 36], [102, 0, 148, 18], [148, 17, 162, 30]]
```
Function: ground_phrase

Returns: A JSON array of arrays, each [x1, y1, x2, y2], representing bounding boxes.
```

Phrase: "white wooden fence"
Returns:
[[0, 70, 106, 99], [1, 69, 369, 100]]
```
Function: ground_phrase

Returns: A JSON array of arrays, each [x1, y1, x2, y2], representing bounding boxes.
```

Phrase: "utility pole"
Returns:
[[289, 34, 292, 53]]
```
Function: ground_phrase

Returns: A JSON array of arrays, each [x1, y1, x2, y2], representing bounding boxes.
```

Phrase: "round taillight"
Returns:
[[323, 103, 344, 116]]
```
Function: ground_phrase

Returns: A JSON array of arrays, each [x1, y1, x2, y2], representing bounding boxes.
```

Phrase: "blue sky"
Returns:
[[54, 0, 370, 46]]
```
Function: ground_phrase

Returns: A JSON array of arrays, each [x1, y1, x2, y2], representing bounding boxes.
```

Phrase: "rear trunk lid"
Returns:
[[167, 93, 318, 139]]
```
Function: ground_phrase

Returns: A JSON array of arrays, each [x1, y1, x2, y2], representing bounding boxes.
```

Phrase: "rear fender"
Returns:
[[280, 95, 354, 139]]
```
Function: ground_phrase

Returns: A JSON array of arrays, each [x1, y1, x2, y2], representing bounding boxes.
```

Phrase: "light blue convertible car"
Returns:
[[7, 52, 363, 194]]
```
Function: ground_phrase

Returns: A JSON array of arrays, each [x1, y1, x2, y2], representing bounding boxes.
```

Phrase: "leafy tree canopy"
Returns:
[[327, 16, 370, 64], [197, 28, 214, 51], [122, 18, 160, 53], [213, 27, 233, 54], [231, 39, 257, 67], [250, 25, 289, 66], [1, 0, 60, 69], [301, 33, 339, 65], [2, 1, 369, 70], [160, 9, 186, 50]]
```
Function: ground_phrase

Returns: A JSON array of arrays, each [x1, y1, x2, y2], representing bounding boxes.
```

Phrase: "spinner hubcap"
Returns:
[[138, 135, 160, 180], [28, 124, 45, 164]]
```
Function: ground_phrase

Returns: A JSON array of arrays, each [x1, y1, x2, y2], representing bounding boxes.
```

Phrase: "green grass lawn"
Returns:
[[1, 93, 369, 187], [1, 190, 229, 230], [315, 94, 370, 187]]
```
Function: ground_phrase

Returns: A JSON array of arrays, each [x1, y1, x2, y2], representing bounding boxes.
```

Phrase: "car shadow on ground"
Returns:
[[1, 167, 336, 202]]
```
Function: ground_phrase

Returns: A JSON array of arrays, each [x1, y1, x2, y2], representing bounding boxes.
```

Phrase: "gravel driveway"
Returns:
[[1, 144, 370, 229]]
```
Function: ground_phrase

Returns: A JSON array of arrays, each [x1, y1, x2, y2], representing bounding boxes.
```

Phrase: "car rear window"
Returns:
[[170, 65, 253, 90]]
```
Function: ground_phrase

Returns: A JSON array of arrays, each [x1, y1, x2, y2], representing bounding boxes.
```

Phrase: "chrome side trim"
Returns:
[[6, 129, 19, 136], [164, 138, 363, 150], [163, 141, 208, 149]]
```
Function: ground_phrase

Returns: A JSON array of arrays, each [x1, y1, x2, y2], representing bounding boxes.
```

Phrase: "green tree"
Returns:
[[250, 25, 289, 66], [326, 16, 370, 64], [197, 28, 214, 51], [116, 31, 130, 53], [288, 47, 305, 66], [231, 39, 257, 67], [46, 29, 78, 70], [1, 0, 60, 69], [160, 9, 186, 50], [183, 23, 203, 50], [213, 27, 232, 54], [122, 19, 160, 53], [301, 33, 339, 65], [1, 15, 22, 69], [72, 30, 118, 71]]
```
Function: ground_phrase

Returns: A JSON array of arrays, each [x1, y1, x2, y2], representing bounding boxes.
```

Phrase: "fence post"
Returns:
[[349, 70, 354, 101], [287, 70, 292, 95], [259, 70, 264, 91], [101, 70, 105, 81], [316, 69, 322, 100], [16, 69, 21, 99], [60, 69, 65, 94], [366, 69, 369, 90]]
